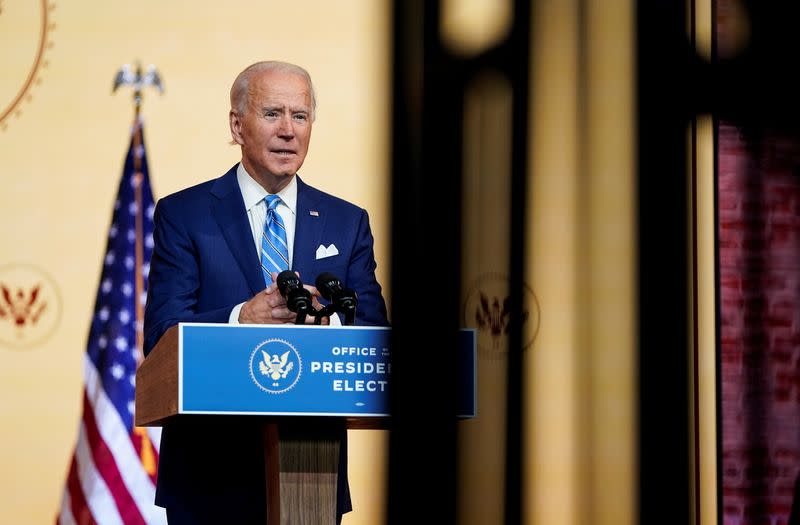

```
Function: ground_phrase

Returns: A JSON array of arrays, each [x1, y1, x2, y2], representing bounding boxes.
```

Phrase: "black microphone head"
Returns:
[[277, 270, 301, 295], [276, 270, 312, 313], [315, 272, 358, 319], [315, 272, 342, 301]]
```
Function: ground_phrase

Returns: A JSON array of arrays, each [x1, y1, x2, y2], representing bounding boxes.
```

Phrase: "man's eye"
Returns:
[[265, 111, 278, 118], [293, 114, 308, 121]]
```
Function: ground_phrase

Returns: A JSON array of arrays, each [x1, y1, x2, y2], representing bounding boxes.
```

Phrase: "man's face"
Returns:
[[230, 69, 313, 191]]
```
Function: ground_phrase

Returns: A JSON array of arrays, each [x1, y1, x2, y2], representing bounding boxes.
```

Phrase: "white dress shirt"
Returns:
[[228, 163, 339, 325], [237, 162, 298, 263]]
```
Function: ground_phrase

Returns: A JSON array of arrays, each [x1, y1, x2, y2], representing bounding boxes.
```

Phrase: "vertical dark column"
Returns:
[[387, 2, 462, 524], [637, 2, 693, 524], [504, 2, 532, 524]]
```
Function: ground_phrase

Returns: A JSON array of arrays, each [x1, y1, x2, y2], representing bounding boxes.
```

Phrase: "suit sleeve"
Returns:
[[346, 209, 389, 326], [143, 198, 236, 355]]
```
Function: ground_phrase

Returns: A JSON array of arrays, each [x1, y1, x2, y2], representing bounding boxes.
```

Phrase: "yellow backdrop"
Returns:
[[0, 1, 390, 523]]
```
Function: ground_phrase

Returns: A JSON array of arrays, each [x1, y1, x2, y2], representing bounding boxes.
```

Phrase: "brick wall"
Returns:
[[720, 122, 800, 525]]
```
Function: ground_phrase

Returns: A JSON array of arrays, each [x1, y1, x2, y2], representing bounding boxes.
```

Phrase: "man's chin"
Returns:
[[260, 165, 296, 178], [267, 160, 301, 177]]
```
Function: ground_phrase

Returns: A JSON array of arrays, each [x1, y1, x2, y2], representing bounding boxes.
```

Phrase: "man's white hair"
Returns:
[[230, 61, 317, 121]]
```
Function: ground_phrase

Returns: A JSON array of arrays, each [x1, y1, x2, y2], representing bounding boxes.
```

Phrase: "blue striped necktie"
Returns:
[[260, 194, 289, 285]]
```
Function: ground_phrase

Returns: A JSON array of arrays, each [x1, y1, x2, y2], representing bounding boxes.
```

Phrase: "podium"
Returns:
[[135, 323, 476, 524]]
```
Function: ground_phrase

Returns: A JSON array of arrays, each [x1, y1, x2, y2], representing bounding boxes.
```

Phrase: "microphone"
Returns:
[[315, 272, 358, 325], [276, 270, 312, 324]]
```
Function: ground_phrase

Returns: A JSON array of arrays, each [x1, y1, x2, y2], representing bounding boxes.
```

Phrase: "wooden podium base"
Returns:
[[264, 421, 341, 525]]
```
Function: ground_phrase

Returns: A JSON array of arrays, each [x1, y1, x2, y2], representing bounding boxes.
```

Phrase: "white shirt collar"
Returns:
[[236, 162, 297, 216]]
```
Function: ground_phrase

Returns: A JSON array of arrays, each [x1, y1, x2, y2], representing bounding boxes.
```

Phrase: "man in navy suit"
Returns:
[[143, 61, 388, 524]]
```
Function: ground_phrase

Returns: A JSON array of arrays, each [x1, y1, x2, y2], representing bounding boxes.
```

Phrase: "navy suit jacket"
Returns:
[[143, 164, 388, 518]]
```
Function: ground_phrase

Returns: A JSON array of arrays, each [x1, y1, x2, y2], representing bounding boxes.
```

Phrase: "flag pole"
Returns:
[[112, 61, 164, 477], [132, 74, 145, 366], [112, 61, 164, 365]]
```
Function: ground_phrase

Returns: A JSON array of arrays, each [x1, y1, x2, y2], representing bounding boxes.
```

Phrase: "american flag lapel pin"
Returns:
[[309, 210, 319, 217]]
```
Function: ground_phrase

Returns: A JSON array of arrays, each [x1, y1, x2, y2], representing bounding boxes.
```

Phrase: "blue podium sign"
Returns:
[[178, 323, 476, 419]]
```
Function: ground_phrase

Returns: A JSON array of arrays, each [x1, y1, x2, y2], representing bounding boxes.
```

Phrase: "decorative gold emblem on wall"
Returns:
[[0, 1, 56, 131], [462, 272, 540, 359], [0, 263, 62, 349]]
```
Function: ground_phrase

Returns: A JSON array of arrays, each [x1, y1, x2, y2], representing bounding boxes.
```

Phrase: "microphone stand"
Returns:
[[302, 304, 356, 325], [294, 307, 309, 325], [340, 306, 356, 326]]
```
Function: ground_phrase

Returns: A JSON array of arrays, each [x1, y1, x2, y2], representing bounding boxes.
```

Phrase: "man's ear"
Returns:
[[229, 110, 244, 145]]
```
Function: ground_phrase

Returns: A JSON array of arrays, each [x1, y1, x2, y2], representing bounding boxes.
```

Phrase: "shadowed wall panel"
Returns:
[[458, 71, 513, 525]]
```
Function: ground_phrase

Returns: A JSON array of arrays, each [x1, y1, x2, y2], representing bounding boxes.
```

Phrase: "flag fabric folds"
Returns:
[[57, 120, 166, 525]]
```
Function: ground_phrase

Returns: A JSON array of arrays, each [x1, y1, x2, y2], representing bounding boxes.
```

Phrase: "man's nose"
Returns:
[[277, 115, 295, 138]]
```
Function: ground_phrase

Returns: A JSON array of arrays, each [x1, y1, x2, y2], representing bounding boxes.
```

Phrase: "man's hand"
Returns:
[[238, 278, 295, 324], [239, 272, 330, 325]]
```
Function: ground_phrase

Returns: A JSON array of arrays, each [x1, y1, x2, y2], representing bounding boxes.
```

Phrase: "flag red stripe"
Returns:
[[82, 391, 147, 525], [66, 456, 97, 525]]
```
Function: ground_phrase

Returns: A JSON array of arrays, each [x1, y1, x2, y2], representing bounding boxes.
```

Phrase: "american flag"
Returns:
[[57, 119, 166, 525]]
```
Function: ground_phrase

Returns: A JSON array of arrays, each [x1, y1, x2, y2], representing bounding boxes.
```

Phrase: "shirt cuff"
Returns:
[[329, 312, 342, 326], [229, 302, 245, 324]]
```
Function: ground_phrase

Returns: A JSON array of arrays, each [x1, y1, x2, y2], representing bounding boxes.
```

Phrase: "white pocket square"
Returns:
[[315, 243, 339, 259]]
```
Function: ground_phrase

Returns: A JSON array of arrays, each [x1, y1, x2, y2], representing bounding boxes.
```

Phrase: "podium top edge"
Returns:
[[178, 322, 392, 331], [177, 323, 477, 333], [175, 322, 478, 333]]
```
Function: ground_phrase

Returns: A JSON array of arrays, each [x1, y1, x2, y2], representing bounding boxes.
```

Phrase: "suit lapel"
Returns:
[[293, 177, 326, 277], [210, 167, 265, 295]]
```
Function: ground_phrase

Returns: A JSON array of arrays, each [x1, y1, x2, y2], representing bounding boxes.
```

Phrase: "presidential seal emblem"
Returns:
[[249, 338, 302, 394], [462, 272, 540, 359], [0, 1, 56, 131], [0, 263, 62, 350]]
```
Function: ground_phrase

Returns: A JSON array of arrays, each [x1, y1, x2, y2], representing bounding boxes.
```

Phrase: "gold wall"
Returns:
[[0, 2, 390, 523], [527, 1, 635, 524]]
